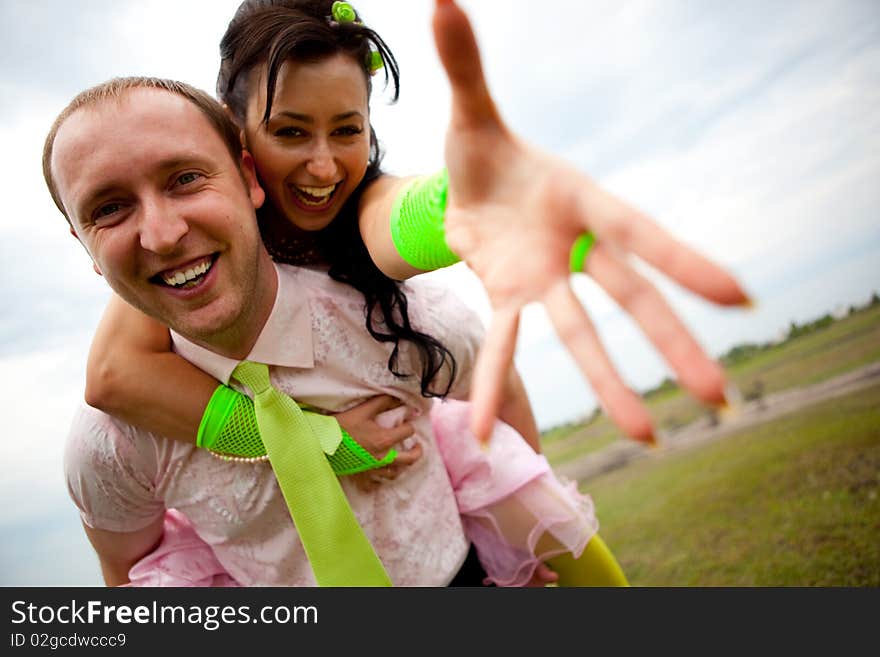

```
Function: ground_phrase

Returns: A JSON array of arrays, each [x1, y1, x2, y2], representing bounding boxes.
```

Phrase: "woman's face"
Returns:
[[243, 53, 371, 232]]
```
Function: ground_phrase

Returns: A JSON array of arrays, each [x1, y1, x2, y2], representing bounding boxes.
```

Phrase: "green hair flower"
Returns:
[[331, 1, 358, 24], [369, 51, 385, 75]]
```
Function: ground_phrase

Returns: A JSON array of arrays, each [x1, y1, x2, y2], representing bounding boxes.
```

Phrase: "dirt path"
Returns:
[[554, 361, 880, 483]]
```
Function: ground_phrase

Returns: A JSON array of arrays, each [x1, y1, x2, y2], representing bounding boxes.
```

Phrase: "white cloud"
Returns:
[[2, 0, 879, 583]]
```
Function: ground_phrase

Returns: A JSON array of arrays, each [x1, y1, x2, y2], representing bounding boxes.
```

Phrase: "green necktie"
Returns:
[[232, 361, 391, 586]]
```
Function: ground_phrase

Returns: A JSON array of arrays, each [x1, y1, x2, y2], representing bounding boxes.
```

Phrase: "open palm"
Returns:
[[433, 0, 750, 442]]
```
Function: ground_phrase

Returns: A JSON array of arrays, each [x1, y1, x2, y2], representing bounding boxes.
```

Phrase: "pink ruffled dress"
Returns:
[[127, 509, 239, 587], [128, 399, 598, 587], [430, 399, 598, 586]]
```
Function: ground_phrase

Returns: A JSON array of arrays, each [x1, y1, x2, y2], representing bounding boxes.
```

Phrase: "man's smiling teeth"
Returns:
[[161, 259, 212, 287], [292, 183, 338, 206]]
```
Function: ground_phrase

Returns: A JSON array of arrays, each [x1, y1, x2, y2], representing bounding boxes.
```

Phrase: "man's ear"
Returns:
[[240, 150, 265, 210], [68, 224, 102, 277]]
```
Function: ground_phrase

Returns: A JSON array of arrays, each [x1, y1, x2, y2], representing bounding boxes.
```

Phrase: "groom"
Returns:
[[46, 78, 477, 585]]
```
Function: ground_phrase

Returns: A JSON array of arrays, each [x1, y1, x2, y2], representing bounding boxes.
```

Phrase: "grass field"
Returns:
[[585, 383, 880, 586], [542, 304, 880, 466]]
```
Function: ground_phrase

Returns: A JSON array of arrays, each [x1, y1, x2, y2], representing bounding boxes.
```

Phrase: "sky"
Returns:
[[0, 0, 878, 585]]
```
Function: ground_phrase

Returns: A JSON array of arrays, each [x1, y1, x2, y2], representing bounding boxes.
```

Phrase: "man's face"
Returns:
[[51, 88, 271, 349]]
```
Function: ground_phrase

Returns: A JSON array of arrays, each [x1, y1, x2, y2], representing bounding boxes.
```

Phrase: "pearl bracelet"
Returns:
[[207, 449, 270, 464]]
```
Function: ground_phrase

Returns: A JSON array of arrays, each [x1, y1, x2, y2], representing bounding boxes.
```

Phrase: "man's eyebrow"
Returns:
[[272, 110, 365, 123], [76, 156, 210, 216], [155, 155, 211, 172], [75, 183, 122, 220], [82, 183, 119, 206], [77, 177, 141, 218]]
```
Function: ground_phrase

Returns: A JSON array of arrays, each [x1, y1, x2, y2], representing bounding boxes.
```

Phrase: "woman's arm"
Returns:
[[496, 367, 541, 453], [87, 295, 423, 474], [431, 0, 749, 442], [86, 295, 216, 443], [359, 170, 460, 282], [358, 174, 425, 281]]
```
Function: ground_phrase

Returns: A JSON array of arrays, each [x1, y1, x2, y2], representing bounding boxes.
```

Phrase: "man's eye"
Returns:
[[96, 203, 121, 217], [177, 172, 202, 185]]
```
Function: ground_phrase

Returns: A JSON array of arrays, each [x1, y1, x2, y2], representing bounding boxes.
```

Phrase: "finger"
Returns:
[[543, 279, 655, 443], [470, 307, 520, 441], [574, 184, 749, 306], [363, 422, 415, 456], [355, 394, 404, 417], [432, 0, 501, 129], [391, 442, 423, 467], [587, 245, 727, 405], [385, 421, 415, 444]]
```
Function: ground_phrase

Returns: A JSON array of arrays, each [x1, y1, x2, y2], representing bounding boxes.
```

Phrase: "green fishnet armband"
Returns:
[[328, 432, 397, 475], [389, 168, 460, 271], [197, 384, 265, 458], [569, 232, 596, 272], [197, 384, 398, 473]]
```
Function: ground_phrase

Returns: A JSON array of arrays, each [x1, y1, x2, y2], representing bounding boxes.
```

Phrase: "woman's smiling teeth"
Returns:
[[161, 258, 213, 288], [292, 183, 338, 206]]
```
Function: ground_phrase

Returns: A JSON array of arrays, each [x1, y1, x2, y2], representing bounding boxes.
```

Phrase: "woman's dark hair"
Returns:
[[217, 0, 456, 397]]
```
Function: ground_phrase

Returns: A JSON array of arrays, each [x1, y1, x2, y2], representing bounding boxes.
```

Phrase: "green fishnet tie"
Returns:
[[233, 361, 391, 586]]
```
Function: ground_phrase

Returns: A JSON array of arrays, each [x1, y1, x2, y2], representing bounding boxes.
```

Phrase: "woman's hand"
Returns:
[[432, 0, 750, 442], [334, 395, 422, 492]]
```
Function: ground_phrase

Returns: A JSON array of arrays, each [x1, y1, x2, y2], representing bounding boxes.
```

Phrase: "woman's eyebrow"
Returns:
[[331, 111, 364, 122], [274, 111, 313, 123], [272, 110, 364, 123]]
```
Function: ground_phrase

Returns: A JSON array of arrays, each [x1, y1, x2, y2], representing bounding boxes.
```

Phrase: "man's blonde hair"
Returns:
[[43, 77, 243, 223]]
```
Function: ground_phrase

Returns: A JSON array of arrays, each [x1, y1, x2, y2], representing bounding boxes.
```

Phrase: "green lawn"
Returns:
[[585, 383, 880, 586], [543, 304, 880, 465], [726, 303, 880, 396]]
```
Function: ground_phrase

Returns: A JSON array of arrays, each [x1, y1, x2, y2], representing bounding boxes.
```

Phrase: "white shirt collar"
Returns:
[[170, 263, 315, 383]]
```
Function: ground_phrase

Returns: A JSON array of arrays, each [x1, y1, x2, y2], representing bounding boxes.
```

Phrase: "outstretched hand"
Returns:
[[432, 0, 750, 443]]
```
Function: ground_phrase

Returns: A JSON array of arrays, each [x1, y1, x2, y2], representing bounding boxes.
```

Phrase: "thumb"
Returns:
[[432, 0, 500, 129], [360, 394, 404, 416]]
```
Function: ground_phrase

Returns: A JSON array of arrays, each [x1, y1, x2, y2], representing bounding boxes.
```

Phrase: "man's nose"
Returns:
[[138, 198, 189, 254]]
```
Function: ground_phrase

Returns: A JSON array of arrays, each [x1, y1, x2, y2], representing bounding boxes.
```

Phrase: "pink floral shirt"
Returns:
[[65, 264, 482, 586]]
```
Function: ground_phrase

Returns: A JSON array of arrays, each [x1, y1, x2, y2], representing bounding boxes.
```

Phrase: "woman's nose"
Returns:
[[304, 141, 338, 180]]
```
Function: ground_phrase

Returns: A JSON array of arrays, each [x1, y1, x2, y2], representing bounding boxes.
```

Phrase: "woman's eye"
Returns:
[[335, 126, 363, 137], [176, 172, 202, 186], [274, 127, 304, 138]]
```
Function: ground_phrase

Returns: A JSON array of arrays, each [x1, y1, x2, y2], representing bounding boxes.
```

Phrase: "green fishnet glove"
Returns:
[[197, 384, 397, 473], [329, 434, 397, 476], [300, 407, 398, 474], [197, 384, 265, 457], [389, 168, 460, 271]]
